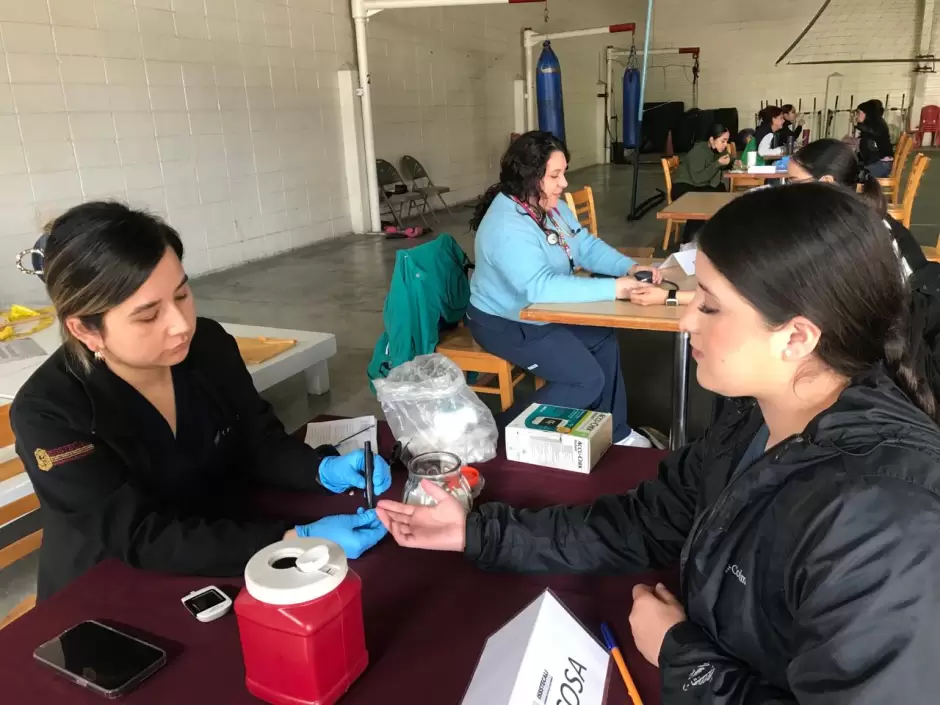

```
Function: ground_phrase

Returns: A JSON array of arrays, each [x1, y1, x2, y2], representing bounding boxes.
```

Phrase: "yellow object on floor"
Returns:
[[235, 336, 297, 365], [0, 305, 55, 342]]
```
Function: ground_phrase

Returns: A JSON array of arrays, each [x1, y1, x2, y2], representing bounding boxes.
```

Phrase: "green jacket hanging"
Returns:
[[740, 136, 766, 166], [367, 234, 471, 389]]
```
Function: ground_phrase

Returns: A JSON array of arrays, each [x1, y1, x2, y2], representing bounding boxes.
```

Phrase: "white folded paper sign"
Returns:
[[460, 589, 610, 705], [659, 248, 697, 275]]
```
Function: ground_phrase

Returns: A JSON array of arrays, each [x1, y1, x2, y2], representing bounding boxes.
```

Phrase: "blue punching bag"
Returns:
[[622, 67, 641, 149], [536, 41, 566, 144]]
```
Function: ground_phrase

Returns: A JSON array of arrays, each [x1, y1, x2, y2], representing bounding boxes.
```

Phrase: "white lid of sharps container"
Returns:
[[244, 537, 349, 606]]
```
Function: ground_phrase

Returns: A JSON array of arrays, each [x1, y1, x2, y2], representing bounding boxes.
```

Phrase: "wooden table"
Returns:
[[656, 191, 741, 221], [724, 171, 788, 190], [0, 422, 673, 705], [521, 265, 696, 449]]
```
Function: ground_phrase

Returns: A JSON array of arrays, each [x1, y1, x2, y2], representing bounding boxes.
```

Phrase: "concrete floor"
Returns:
[[2, 158, 938, 621]]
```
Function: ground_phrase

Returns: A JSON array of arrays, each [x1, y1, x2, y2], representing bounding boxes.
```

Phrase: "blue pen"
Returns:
[[600, 622, 645, 705]]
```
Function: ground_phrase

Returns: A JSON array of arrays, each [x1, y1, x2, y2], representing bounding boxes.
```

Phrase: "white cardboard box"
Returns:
[[460, 589, 610, 705], [505, 404, 612, 473]]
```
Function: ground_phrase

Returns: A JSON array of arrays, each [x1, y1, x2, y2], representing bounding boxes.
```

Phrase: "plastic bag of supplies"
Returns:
[[374, 354, 498, 464]]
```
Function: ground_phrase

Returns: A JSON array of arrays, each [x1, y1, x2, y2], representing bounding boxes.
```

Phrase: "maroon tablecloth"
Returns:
[[0, 424, 675, 705]]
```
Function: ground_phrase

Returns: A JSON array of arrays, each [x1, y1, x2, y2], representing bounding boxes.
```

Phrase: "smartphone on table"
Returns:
[[33, 620, 167, 699]]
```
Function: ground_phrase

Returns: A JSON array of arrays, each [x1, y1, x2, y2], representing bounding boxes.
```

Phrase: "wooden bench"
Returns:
[[0, 403, 40, 629], [436, 326, 543, 412]]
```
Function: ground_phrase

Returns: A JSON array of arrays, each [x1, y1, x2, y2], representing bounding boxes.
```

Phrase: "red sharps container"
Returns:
[[235, 538, 368, 705]]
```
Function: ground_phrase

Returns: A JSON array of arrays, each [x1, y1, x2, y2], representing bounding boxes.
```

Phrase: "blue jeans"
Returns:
[[465, 304, 631, 441], [865, 160, 893, 178]]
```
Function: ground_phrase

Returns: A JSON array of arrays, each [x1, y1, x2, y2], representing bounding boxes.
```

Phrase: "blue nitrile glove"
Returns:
[[295, 508, 387, 559], [318, 449, 392, 496]]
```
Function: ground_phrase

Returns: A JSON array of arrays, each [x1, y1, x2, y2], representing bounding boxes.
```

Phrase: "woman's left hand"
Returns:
[[286, 508, 388, 559], [629, 583, 687, 666], [629, 265, 663, 284], [318, 450, 392, 496], [629, 288, 668, 306]]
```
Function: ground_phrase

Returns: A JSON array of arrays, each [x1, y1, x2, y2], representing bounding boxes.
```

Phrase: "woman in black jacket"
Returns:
[[378, 184, 940, 704], [788, 137, 924, 276], [789, 138, 940, 420], [855, 98, 894, 177], [12, 202, 390, 599]]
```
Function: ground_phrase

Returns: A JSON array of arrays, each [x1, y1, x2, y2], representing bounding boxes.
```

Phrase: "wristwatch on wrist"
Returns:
[[666, 289, 679, 307]]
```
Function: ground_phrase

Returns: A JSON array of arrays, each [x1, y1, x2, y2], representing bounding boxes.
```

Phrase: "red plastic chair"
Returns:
[[914, 105, 940, 146]]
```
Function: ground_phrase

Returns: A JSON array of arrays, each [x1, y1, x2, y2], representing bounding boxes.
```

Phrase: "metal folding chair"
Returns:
[[376, 159, 430, 229], [400, 155, 453, 221]]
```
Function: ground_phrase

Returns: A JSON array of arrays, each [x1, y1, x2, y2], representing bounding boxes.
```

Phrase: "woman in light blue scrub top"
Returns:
[[466, 131, 659, 447]]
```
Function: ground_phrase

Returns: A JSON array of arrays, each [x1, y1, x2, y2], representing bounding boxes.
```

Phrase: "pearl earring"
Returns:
[[94, 350, 104, 362]]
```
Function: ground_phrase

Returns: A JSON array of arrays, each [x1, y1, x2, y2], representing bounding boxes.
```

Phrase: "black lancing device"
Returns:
[[363, 441, 375, 509]]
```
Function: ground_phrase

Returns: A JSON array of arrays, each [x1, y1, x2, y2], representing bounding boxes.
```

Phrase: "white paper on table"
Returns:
[[748, 166, 776, 174], [460, 589, 610, 705], [0, 338, 45, 364], [304, 415, 378, 453], [660, 248, 697, 275]]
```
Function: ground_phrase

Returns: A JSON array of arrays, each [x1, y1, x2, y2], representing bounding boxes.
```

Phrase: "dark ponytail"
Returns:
[[699, 183, 939, 424], [884, 312, 937, 420], [470, 131, 569, 231], [858, 177, 888, 217], [792, 138, 888, 216]]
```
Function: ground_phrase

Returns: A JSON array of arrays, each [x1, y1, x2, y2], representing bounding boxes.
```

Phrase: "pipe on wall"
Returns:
[[351, 0, 544, 232]]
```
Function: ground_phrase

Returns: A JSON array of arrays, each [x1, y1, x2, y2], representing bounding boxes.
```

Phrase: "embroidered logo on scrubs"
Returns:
[[682, 663, 715, 691], [34, 442, 94, 471]]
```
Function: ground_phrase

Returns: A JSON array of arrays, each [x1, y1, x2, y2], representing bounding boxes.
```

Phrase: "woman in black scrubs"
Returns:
[[12, 202, 390, 599]]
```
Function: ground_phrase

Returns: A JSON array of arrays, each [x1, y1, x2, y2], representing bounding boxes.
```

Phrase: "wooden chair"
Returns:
[[564, 186, 652, 258], [728, 174, 764, 192], [878, 133, 913, 206], [0, 404, 41, 630], [922, 234, 940, 262], [436, 326, 544, 412], [887, 153, 930, 228], [660, 157, 685, 250]]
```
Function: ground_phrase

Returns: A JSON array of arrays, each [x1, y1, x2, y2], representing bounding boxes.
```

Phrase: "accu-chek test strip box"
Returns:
[[505, 404, 612, 473]]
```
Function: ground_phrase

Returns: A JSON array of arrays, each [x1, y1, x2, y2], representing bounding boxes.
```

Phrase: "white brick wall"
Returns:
[[635, 0, 918, 136], [1, 0, 932, 305], [366, 0, 625, 201], [368, 0, 928, 218], [0, 0, 353, 306], [922, 9, 940, 110]]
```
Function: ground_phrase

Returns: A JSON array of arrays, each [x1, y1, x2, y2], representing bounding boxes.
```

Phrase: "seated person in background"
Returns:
[[466, 131, 660, 448], [734, 127, 755, 156], [773, 103, 803, 149], [787, 138, 940, 398], [12, 202, 391, 599], [751, 105, 786, 163], [854, 98, 894, 178], [630, 137, 924, 310], [379, 184, 940, 702], [671, 124, 732, 199], [671, 124, 732, 242], [787, 137, 922, 276]]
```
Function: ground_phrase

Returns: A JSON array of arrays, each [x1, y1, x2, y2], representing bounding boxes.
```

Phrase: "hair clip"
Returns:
[[15, 235, 47, 280]]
